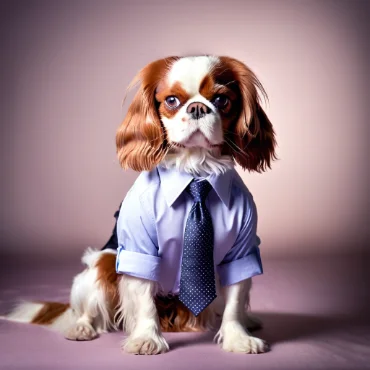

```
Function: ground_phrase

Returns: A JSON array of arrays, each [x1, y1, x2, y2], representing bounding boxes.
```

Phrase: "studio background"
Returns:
[[1, 0, 369, 261], [1, 0, 369, 260]]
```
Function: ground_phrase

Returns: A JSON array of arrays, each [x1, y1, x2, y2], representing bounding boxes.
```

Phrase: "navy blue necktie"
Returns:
[[179, 179, 217, 316]]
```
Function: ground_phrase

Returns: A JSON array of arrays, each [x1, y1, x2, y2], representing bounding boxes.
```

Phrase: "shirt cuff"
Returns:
[[116, 249, 161, 282], [216, 249, 263, 287]]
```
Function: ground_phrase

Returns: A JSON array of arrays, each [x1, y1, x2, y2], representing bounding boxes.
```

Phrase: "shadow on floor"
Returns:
[[168, 312, 370, 350]]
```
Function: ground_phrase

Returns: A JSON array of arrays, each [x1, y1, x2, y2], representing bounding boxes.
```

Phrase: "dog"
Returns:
[[3, 55, 276, 355]]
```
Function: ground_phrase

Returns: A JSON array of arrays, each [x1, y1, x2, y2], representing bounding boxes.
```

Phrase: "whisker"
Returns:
[[224, 140, 248, 160], [224, 137, 249, 160]]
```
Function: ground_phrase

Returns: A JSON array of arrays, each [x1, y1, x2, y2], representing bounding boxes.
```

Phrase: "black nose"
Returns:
[[186, 102, 212, 119]]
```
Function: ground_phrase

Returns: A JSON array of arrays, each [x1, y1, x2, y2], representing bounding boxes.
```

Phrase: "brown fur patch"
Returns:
[[215, 56, 277, 172], [31, 302, 70, 325], [116, 56, 179, 172], [199, 74, 215, 100], [155, 295, 212, 332], [200, 72, 237, 115], [95, 253, 120, 314], [156, 81, 190, 103], [156, 81, 191, 119]]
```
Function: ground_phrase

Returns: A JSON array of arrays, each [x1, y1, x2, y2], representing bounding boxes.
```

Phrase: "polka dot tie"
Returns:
[[179, 179, 217, 316]]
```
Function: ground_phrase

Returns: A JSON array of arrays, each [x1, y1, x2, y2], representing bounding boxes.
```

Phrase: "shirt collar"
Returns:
[[157, 166, 234, 208]]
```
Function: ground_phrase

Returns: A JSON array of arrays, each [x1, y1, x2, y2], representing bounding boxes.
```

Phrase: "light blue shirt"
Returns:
[[116, 166, 263, 294]]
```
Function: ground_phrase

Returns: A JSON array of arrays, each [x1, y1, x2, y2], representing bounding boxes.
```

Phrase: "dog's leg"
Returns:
[[118, 275, 169, 355], [64, 248, 117, 341], [64, 266, 98, 341], [215, 278, 268, 353]]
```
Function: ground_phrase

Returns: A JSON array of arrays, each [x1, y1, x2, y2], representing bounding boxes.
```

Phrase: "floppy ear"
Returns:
[[234, 102, 277, 172], [116, 57, 178, 172], [220, 57, 277, 172]]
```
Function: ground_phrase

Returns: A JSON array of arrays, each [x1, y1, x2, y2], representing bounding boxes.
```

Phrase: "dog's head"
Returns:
[[116, 55, 276, 175]]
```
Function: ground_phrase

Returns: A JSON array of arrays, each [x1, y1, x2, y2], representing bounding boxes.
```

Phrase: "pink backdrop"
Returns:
[[0, 0, 369, 258]]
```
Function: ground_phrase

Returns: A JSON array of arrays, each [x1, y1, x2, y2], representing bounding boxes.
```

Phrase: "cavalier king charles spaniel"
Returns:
[[3, 55, 276, 355]]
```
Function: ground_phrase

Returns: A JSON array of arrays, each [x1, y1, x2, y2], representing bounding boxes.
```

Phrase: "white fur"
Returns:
[[168, 56, 219, 96], [66, 248, 117, 340], [63, 313, 98, 341], [5, 302, 45, 323], [215, 279, 268, 354], [162, 93, 223, 147], [162, 148, 234, 177], [118, 274, 169, 355], [3, 301, 79, 334], [80, 246, 112, 267]]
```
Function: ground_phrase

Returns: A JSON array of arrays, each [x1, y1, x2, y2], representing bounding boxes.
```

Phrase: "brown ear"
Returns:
[[219, 56, 277, 172], [233, 102, 277, 172], [116, 57, 178, 172]]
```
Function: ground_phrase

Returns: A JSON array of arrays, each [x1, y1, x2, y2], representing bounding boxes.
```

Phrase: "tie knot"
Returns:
[[187, 180, 212, 203]]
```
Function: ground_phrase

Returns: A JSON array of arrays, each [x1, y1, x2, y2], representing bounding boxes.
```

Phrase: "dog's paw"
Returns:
[[223, 334, 268, 354], [64, 322, 98, 341], [216, 321, 269, 354], [122, 335, 169, 355]]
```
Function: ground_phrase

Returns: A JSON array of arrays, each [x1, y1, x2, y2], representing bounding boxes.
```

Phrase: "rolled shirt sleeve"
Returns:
[[115, 187, 161, 282], [216, 193, 263, 286]]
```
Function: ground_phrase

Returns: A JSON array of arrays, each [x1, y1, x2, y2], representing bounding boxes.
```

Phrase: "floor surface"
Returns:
[[0, 252, 369, 370]]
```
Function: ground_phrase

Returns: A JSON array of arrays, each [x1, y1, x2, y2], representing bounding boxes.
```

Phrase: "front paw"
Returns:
[[122, 335, 169, 355], [65, 322, 98, 341], [216, 321, 269, 354], [223, 334, 268, 354]]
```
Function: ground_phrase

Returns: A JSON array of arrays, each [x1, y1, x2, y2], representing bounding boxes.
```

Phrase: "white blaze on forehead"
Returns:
[[167, 56, 219, 96]]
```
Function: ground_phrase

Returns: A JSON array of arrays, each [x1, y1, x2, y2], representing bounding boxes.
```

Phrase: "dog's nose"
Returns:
[[186, 102, 212, 119]]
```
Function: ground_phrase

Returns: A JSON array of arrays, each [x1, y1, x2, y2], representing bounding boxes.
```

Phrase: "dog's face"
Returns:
[[116, 55, 276, 174], [156, 56, 233, 150]]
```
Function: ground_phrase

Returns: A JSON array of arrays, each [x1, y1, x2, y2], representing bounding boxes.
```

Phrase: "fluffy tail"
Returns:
[[1, 301, 78, 333]]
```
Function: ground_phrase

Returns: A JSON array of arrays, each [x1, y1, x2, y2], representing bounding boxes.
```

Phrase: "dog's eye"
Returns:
[[212, 95, 230, 109], [165, 96, 181, 109]]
